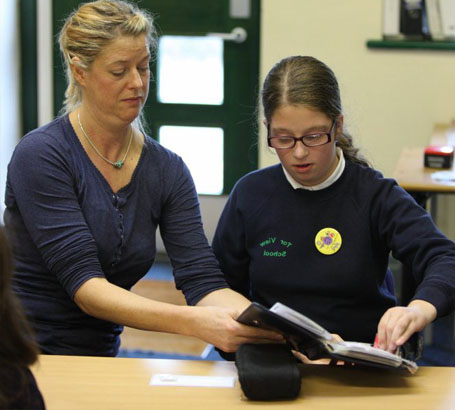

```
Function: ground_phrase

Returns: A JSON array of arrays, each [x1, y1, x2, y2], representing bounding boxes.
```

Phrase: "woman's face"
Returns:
[[77, 34, 150, 127], [268, 105, 341, 187]]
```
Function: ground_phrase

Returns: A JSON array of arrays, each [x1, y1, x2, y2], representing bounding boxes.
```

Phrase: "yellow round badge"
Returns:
[[314, 227, 342, 255]]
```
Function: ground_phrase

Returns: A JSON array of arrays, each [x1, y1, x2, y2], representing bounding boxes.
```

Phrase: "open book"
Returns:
[[237, 302, 418, 374]]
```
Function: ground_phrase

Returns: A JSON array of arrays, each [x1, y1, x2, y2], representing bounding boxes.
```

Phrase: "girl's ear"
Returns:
[[336, 115, 344, 134], [70, 57, 87, 86], [334, 115, 343, 145]]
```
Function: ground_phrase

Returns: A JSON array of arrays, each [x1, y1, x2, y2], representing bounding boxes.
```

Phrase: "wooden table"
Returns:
[[31, 355, 455, 410], [393, 146, 455, 194], [393, 124, 455, 201]]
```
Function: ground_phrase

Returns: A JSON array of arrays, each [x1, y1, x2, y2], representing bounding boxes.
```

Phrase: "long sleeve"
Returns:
[[6, 124, 104, 298], [371, 179, 455, 317], [159, 157, 229, 305], [212, 184, 251, 298]]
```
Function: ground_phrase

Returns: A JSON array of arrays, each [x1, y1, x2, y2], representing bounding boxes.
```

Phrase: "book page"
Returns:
[[270, 302, 333, 341], [329, 341, 402, 366]]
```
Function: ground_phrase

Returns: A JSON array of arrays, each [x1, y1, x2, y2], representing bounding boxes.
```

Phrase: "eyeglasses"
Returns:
[[267, 119, 336, 149]]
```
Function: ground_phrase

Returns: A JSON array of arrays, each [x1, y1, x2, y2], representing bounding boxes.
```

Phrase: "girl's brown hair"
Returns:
[[262, 56, 369, 167], [0, 226, 40, 408]]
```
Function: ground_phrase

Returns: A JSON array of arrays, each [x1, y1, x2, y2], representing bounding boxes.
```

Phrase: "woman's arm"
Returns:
[[196, 287, 251, 312], [74, 277, 282, 352]]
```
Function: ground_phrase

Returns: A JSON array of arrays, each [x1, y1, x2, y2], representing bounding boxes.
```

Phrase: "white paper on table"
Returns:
[[431, 171, 455, 182], [150, 373, 236, 388]]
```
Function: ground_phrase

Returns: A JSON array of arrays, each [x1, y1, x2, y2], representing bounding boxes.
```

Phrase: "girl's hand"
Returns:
[[377, 300, 436, 353], [291, 334, 353, 366]]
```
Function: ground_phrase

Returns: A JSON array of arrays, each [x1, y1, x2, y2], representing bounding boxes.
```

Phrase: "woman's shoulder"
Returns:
[[140, 136, 192, 189], [13, 116, 73, 157], [142, 135, 183, 164], [22, 115, 69, 140]]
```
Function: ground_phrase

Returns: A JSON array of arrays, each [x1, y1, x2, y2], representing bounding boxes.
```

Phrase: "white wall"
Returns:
[[199, 0, 455, 244], [0, 0, 21, 223], [259, 0, 455, 176]]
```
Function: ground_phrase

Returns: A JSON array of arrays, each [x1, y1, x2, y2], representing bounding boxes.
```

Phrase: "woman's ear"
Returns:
[[70, 57, 87, 86]]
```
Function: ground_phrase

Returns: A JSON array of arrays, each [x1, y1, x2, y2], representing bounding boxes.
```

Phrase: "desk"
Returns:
[[394, 146, 455, 192], [393, 124, 455, 206], [31, 355, 454, 410]]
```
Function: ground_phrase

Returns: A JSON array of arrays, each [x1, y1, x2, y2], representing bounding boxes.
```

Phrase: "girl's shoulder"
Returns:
[[235, 164, 283, 189]]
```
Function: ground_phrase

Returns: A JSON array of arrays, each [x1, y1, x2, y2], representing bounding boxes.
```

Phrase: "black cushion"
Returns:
[[235, 343, 301, 401]]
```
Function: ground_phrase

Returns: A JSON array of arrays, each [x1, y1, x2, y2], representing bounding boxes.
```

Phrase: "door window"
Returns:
[[157, 36, 224, 105]]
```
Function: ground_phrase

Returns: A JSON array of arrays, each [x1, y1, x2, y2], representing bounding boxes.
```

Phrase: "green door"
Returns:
[[48, 0, 261, 194]]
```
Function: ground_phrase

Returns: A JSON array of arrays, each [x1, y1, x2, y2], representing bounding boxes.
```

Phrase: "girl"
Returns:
[[213, 56, 455, 355]]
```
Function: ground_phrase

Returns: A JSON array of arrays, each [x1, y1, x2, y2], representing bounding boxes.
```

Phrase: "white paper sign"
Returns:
[[150, 373, 235, 388]]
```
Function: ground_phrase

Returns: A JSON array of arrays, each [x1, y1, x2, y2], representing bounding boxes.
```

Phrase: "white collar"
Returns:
[[282, 147, 345, 191]]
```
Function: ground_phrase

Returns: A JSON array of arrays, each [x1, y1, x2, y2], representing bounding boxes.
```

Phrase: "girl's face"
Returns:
[[268, 105, 342, 187]]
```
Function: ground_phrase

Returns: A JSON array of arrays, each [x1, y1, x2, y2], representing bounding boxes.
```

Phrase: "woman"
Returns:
[[0, 226, 45, 409], [212, 55, 455, 355], [4, 0, 280, 356]]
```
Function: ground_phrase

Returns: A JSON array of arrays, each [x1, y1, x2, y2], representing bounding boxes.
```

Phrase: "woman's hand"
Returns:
[[186, 305, 284, 352], [193, 288, 284, 351], [377, 299, 437, 353], [75, 280, 282, 352]]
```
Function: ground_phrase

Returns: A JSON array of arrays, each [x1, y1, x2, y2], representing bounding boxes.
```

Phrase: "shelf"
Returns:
[[366, 39, 455, 51]]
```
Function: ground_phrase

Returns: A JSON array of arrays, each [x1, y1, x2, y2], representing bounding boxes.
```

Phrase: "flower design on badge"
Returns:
[[315, 227, 342, 255]]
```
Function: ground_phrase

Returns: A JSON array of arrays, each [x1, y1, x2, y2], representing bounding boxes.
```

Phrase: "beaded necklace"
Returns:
[[77, 112, 133, 169]]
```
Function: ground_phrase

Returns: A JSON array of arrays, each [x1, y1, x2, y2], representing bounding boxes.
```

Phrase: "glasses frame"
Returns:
[[267, 119, 337, 149]]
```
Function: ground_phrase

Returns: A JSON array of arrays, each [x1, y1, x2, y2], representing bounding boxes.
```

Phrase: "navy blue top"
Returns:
[[213, 162, 455, 343], [5, 115, 228, 356]]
